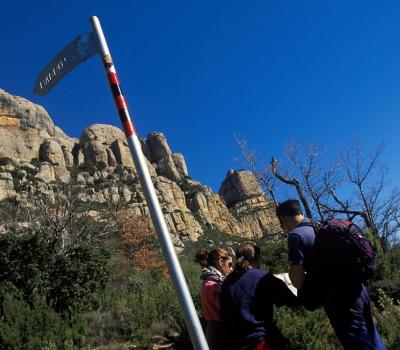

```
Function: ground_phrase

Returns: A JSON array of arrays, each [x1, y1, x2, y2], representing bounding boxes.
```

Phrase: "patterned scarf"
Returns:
[[200, 266, 224, 283]]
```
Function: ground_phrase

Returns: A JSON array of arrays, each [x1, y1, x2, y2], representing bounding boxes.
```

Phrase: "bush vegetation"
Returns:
[[0, 228, 109, 349], [0, 197, 399, 349]]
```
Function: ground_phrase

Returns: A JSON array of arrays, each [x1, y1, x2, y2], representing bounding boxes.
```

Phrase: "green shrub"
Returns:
[[0, 292, 90, 350], [87, 256, 202, 349], [49, 245, 110, 313], [85, 225, 163, 347], [259, 237, 288, 273], [30, 157, 42, 168], [0, 229, 110, 313], [0, 230, 54, 304], [2, 209, 398, 349], [275, 307, 340, 350], [0, 157, 14, 166], [373, 289, 400, 349]]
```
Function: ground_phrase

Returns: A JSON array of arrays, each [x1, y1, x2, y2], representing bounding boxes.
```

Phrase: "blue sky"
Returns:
[[1, 1, 400, 192]]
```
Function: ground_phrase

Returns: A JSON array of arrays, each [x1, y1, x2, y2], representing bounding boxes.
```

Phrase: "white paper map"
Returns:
[[273, 273, 297, 296]]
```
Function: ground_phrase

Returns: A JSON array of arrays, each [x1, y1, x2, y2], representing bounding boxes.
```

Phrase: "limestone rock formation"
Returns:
[[80, 124, 128, 167], [0, 88, 279, 244], [72, 143, 84, 166], [36, 163, 56, 183], [144, 132, 188, 181], [219, 169, 263, 205], [218, 170, 278, 237], [110, 139, 134, 168], [182, 172, 279, 238], [154, 176, 202, 241], [0, 89, 56, 163], [0, 88, 55, 135], [172, 153, 188, 177], [145, 132, 172, 162], [0, 172, 15, 201], [55, 126, 77, 167], [39, 139, 66, 167], [157, 155, 182, 182]]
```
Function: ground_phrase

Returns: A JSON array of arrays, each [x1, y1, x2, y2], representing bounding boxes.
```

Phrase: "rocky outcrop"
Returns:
[[0, 89, 56, 163], [154, 177, 202, 241], [172, 153, 188, 177], [110, 139, 134, 168], [0, 88, 279, 244], [218, 170, 278, 237], [0, 172, 15, 201], [55, 126, 77, 167], [39, 139, 66, 167], [80, 124, 124, 167], [72, 143, 84, 166], [36, 163, 56, 183], [188, 186, 242, 235], [219, 169, 264, 205], [144, 132, 188, 181], [182, 171, 278, 238], [0, 88, 55, 135], [145, 132, 172, 162]]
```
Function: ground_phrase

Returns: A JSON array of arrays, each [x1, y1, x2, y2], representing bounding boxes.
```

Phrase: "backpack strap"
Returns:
[[296, 219, 320, 230]]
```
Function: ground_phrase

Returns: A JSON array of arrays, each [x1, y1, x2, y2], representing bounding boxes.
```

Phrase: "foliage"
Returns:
[[0, 156, 13, 166], [259, 236, 288, 274], [1, 186, 399, 349], [275, 307, 340, 350], [30, 157, 42, 168], [49, 245, 110, 313], [0, 230, 54, 304], [87, 256, 200, 349], [372, 289, 400, 350], [0, 292, 90, 350], [6, 183, 112, 251], [0, 229, 110, 314], [117, 214, 167, 274], [370, 246, 400, 302]]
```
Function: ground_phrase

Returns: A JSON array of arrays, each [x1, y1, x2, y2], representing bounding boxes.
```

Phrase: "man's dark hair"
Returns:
[[276, 199, 302, 217]]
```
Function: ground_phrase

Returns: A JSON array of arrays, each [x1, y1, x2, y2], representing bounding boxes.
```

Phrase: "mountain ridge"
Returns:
[[0, 88, 279, 246]]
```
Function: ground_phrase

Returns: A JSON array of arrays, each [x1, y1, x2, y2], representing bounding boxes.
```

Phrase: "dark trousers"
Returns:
[[324, 284, 386, 350], [206, 320, 225, 350]]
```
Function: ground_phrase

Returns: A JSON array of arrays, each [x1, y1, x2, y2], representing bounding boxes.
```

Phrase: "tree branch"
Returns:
[[271, 157, 313, 218]]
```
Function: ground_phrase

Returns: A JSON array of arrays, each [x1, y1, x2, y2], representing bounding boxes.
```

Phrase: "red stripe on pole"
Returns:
[[123, 120, 135, 136], [116, 95, 128, 110], [108, 72, 119, 85]]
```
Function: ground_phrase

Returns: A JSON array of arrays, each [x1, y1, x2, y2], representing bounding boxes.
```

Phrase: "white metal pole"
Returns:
[[89, 16, 208, 350]]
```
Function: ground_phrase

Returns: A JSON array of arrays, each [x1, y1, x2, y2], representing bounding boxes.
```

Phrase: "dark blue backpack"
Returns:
[[304, 219, 376, 283], [297, 219, 376, 310]]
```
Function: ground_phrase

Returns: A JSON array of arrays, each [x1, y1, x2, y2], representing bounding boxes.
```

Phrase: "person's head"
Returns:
[[276, 199, 304, 232], [233, 241, 261, 273], [195, 248, 233, 276]]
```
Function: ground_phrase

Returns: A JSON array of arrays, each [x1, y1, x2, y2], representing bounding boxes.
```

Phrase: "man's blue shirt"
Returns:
[[287, 218, 315, 269]]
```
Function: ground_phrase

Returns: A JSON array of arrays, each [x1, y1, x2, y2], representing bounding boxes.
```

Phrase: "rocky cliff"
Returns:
[[0, 88, 278, 245]]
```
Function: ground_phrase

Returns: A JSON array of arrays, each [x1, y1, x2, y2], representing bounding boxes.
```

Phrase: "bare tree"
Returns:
[[18, 183, 110, 252], [234, 135, 278, 207], [237, 137, 400, 250], [339, 141, 400, 249], [271, 157, 313, 219]]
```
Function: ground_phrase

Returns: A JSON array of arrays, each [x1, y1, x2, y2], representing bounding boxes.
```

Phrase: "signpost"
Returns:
[[34, 16, 209, 350], [33, 33, 97, 96]]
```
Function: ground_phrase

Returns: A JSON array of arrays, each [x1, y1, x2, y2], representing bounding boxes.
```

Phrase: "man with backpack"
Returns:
[[276, 199, 386, 350]]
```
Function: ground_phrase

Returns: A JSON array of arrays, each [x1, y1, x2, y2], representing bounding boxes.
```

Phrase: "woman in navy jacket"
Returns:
[[220, 241, 298, 350]]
